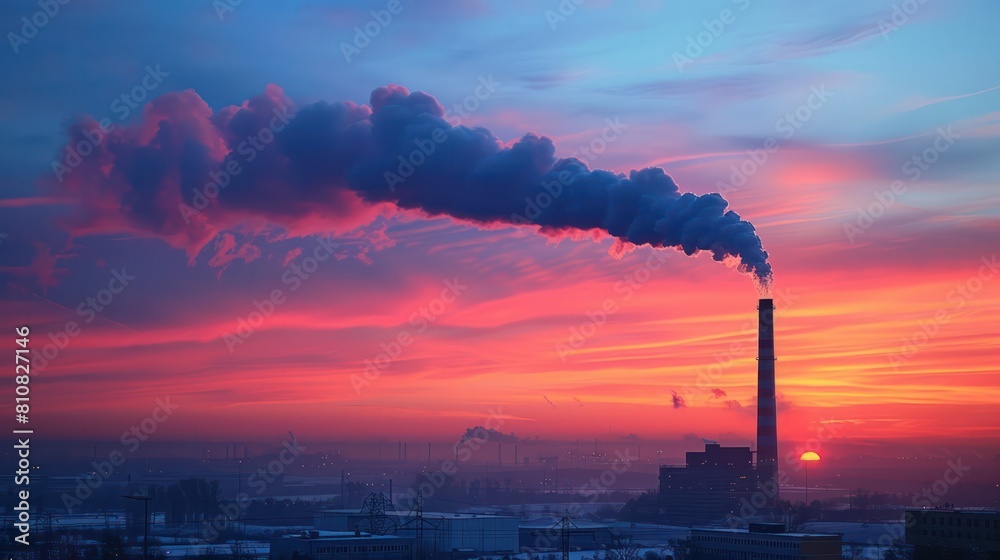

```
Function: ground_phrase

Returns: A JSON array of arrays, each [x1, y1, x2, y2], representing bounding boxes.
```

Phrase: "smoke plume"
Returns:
[[671, 390, 687, 409], [459, 426, 519, 444], [50, 84, 772, 289]]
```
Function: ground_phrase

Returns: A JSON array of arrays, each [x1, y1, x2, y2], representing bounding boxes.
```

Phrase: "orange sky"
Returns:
[[12, 208, 999, 457], [3, 0, 999, 459]]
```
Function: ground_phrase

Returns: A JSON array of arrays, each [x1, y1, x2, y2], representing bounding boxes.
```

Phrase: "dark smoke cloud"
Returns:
[[671, 390, 687, 409], [48, 85, 772, 288], [459, 426, 519, 444]]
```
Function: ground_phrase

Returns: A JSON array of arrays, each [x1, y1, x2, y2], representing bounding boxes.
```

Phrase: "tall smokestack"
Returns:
[[756, 298, 778, 503]]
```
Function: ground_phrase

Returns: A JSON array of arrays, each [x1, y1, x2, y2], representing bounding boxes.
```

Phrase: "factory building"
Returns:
[[659, 443, 758, 525], [518, 518, 617, 552], [314, 509, 518, 558], [905, 509, 1000, 559], [393, 512, 519, 558], [657, 299, 781, 525], [269, 530, 414, 560], [691, 524, 841, 560]]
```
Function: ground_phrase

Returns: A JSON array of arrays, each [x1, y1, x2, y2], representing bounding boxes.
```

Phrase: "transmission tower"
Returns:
[[553, 516, 576, 560], [355, 492, 398, 535], [399, 491, 440, 560]]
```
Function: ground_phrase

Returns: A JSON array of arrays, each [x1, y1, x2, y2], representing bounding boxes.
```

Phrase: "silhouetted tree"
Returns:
[[607, 534, 642, 560], [666, 537, 696, 560], [98, 531, 130, 559]]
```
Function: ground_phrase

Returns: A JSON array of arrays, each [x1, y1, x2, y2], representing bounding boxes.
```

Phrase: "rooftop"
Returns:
[[281, 530, 409, 541], [693, 527, 841, 539], [317, 509, 515, 520]]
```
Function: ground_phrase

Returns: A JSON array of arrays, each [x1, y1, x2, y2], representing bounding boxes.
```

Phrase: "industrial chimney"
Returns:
[[756, 298, 778, 503]]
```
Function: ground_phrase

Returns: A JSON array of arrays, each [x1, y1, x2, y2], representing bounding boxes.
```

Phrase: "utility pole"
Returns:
[[121, 494, 152, 560]]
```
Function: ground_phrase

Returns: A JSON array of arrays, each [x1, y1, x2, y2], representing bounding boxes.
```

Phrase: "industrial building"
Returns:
[[393, 512, 518, 558], [657, 299, 781, 525], [269, 530, 414, 560], [659, 443, 758, 525], [518, 518, 617, 552], [691, 523, 842, 560], [905, 509, 1000, 559], [314, 509, 518, 558]]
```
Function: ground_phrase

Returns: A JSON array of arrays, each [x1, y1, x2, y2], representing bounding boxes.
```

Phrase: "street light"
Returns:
[[799, 452, 821, 506], [121, 494, 152, 560]]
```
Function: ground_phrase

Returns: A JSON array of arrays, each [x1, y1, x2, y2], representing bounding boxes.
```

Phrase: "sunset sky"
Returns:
[[1, 1, 998, 458]]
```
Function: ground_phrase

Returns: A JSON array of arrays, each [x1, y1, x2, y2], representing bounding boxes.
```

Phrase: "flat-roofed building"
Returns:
[[392, 511, 518, 558], [269, 530, 414, 560], [314, 510, 518, 558], [905, 509, 1000, 560], [518, 518, 617, 552], [691, 523, 842, 560]]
